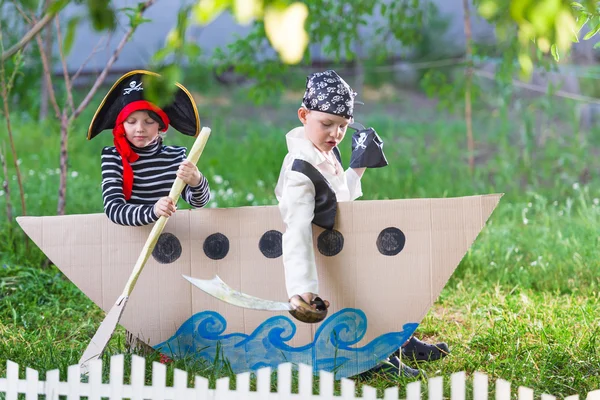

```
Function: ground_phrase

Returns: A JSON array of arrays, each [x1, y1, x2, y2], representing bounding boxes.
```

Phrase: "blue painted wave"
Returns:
[[154, 308, 418, 378]]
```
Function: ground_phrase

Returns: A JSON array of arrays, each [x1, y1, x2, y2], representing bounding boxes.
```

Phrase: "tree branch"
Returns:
[[71, 36, 110, 85], [54, 17, 75, 115], [462, 0, 474, 173], [0, 144, 13, 224], [69, 0, 157, 124], [0, 20, 27, 219], [1, 9, 60, 62], [34, 25, 62, 121]]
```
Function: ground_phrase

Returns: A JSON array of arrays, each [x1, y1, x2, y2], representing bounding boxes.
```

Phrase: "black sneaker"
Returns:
[[358, 355, 426, 379], [400, 337, 450, 362]]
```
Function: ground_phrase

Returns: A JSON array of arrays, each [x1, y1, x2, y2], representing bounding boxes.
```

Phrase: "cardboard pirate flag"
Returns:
[[17, 194, 501, 378]]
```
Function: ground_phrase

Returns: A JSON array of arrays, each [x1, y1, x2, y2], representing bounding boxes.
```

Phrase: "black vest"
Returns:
[[290, 147, 342, 230]]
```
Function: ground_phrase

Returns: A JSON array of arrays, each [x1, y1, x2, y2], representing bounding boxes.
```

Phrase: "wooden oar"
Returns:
[[79, 127, 211, 374]]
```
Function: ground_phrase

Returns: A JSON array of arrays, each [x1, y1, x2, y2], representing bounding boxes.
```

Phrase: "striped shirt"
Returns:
[[101, 138, 210, 226]]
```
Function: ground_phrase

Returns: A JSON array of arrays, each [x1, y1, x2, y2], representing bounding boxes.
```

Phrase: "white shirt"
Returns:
[[275, 127, 363, 298]]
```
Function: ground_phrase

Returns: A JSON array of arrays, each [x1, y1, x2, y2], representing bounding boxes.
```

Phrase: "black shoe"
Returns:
[[401, 337, 450, 362], [358, 356, 426, 379]]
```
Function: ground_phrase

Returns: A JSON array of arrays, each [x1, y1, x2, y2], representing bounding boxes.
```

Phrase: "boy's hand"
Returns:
[[154, 197, 177, 218], [349, 127, 388, 169], [177, 160, 202, 186]]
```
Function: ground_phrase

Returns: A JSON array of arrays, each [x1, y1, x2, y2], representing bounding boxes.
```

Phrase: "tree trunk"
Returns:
[[462, 0, 474, 173], [39, 0, 53, 120], [57, 117, 68, 215], [0, 145, 12, 224], [354, 40, 364, 101]]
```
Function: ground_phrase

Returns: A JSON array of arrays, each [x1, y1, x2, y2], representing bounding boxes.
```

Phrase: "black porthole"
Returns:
[[376, 227, 406, 256], [259, 230, 283, 258], [317, 229, 344, 257], [203, 233, 230, 260], [152, 233, 182, 264]]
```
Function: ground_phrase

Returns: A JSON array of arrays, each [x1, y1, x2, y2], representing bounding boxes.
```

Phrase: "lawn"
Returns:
[[1, 82, 599, 397]]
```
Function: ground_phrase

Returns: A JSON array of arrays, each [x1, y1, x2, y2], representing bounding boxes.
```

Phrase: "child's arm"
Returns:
[[178, 159, 211, 208], [344, 167, 364, 201], [101, 147, 160, 226], [279, 170, 319, 298]]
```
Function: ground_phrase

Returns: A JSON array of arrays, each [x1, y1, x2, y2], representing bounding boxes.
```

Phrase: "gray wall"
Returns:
[[57, 0, 495, 73]]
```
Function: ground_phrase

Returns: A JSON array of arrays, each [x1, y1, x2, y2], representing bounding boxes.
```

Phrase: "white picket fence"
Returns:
[[1, 355, 599, 400]]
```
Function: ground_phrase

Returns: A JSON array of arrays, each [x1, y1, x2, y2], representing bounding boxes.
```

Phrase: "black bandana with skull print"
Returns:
[[302, 70, 357, 119]]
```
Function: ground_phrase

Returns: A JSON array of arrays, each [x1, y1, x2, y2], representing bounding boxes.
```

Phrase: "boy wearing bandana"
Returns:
[[88, 70, 210, 226], [275, 70, 448, 377], [275, 70, 384, 319]]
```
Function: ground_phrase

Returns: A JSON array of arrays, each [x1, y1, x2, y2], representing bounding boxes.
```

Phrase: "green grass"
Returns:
[[1, 85, 600, 397]]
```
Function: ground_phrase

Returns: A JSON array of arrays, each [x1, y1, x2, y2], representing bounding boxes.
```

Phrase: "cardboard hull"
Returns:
[[17, 195, 501, 378]]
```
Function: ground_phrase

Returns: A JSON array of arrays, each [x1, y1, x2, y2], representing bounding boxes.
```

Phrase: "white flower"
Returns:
[[226, 188, 234, 196], [213, 175, 223, 184], [71, 171, 79, 178], [210, 202, 218, 208], [594, 198, 599, 205], [28, 170, 34, 176], [553, 201, 558, 206], [528, 202, 532, 207], [523, 217, 529, 225], [573, 182, 580, 190], [16, 159, 22, 166], [0, 190, 4, 197], [55, 168, 60, 174], [256, 179, 264, 187], [246, 193, 255, 202]]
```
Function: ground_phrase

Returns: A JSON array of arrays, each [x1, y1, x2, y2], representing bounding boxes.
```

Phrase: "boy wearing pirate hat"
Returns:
[[89, 70, 210, 226], [275, 69, 449, 378]]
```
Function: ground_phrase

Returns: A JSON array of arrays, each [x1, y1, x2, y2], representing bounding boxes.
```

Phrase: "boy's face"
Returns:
[[123, 110, 161, 148], [298, 108, 351, 153]]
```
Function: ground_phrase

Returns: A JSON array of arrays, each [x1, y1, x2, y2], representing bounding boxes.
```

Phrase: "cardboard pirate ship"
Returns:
[[17, 194, 501, 378]]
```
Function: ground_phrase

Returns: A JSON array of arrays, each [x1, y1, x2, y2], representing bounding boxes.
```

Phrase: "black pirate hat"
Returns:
[[87, 70, 200, 139]]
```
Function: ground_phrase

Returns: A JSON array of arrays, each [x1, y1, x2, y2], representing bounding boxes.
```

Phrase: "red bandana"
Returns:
[[112, 100, 170, 200]]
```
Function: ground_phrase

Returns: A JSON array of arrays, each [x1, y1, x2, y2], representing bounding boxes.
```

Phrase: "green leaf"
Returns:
[[152, 47, 172, 64], [551, 43, 559, 61], [575, 15, 589, 35], [62, 16, 81, 56], [571, 2, 584, 10], [48, 0, 70, 14], [192, 0, 231, 25], [87, 0, 117, 31], [584, 25, 600, 40], [143, 67, 179, 108], [183, 43, 202, 59], [593, 40, 600, 48]]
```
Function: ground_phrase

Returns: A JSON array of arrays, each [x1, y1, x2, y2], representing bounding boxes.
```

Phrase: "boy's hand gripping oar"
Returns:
[[79, 127, 211, 374]]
